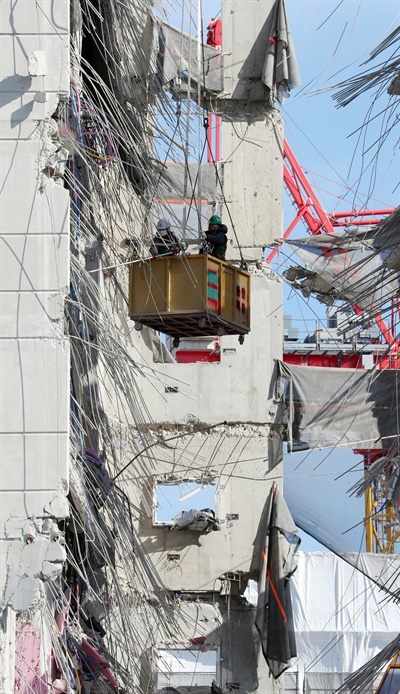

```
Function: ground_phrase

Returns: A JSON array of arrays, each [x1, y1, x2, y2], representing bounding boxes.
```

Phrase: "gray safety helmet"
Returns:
[[156, 218, 171, 231]]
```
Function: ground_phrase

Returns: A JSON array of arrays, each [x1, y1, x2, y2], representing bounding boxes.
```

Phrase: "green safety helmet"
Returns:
[[209, 214, 221, 225]]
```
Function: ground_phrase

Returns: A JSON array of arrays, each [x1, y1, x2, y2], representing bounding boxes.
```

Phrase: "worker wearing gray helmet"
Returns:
[[151, 218, 181, 256]]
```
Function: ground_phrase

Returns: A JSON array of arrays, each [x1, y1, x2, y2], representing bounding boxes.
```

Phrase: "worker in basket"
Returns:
[[150, 218, 186, 257], [200, 215, 228, 260]]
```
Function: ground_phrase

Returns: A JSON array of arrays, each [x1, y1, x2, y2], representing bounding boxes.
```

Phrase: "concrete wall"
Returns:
[[136, 270, 282, 424], [218, 0, 284, 256], [222, 0, 276, 103], [139, 599, 278, 694], [0, 0, 70, 682], [138, 424, 281, 591]]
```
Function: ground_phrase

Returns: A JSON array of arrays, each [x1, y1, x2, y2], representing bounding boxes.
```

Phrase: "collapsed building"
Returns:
[[0, 0, 300, 691], [1, 0, 399, 691]]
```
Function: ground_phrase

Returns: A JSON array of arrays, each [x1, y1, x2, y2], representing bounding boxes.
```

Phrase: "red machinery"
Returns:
[[277, 139, 398, 553]]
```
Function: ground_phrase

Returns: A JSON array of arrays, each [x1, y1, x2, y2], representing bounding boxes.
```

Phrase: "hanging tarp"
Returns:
[[254, 487, 300, 679], [262, 0, 301, 104], [284, 207, 400, 314], [157, 20, 222, 97], [276, 361, 400, 450]]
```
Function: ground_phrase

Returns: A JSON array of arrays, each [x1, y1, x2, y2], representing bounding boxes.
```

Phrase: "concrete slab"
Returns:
[[0, 234, 69, 291], [0, 338, 69, 433], [0, 490, 69, 530], [0, 433, 68, 490], [0, 142, 69, 236], [0, 291, 65, 338], [0, 0, 69, 36]]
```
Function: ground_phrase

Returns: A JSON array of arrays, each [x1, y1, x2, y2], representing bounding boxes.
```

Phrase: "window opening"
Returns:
[[157, 648, 218, 690], [154, 478, 219, 527]]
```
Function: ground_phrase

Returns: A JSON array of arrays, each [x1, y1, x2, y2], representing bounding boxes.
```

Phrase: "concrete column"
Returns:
[[220, 0, 284, 261]]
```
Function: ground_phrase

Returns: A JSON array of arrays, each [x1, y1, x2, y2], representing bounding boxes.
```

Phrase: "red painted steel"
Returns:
[[175, 350, 220, 363], [273, 139, 396, 349], [283, 353, 363, 369]]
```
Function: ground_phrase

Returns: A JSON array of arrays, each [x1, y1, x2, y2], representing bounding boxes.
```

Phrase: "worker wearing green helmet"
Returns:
[[203, 214, 228, 260]]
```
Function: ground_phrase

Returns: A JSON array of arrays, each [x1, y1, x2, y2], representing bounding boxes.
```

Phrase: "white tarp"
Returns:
[[245, 552, 400, 691], [287, 552, 400, 691]]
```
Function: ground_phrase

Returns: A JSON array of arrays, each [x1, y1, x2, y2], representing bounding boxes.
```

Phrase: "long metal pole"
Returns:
[[182, 0, 194, 239], [197, 0, 203, 236]]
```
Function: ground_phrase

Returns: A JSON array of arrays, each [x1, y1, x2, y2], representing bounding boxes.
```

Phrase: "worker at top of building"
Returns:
[[203, 215, 228, 261], [151, 218, 181, 257]]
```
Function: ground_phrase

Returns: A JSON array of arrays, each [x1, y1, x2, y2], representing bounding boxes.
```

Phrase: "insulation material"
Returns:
[[262, 0, 301, 104], [158, 21, 223, 95], [277, 361, 400, 450]]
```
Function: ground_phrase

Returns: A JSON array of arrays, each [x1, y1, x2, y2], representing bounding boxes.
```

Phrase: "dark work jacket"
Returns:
[[205, 224, 228, 260], [152, 229, 179, 256]]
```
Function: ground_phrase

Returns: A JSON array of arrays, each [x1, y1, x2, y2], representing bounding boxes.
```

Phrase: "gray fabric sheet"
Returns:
[[262, 0, 301, 104], [277, 361, 400, 449], [158, 20, 222, 96], [158, 0, 301, 106]]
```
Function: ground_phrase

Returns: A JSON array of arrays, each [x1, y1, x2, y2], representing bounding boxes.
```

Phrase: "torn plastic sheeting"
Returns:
[[286, 235, 400, 313], [173, 509, 220, 533], [285, 208, 400, 312], [285, 206, 400, 252], [157, 20, 222, 95], [276, 361, 400, 450]]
